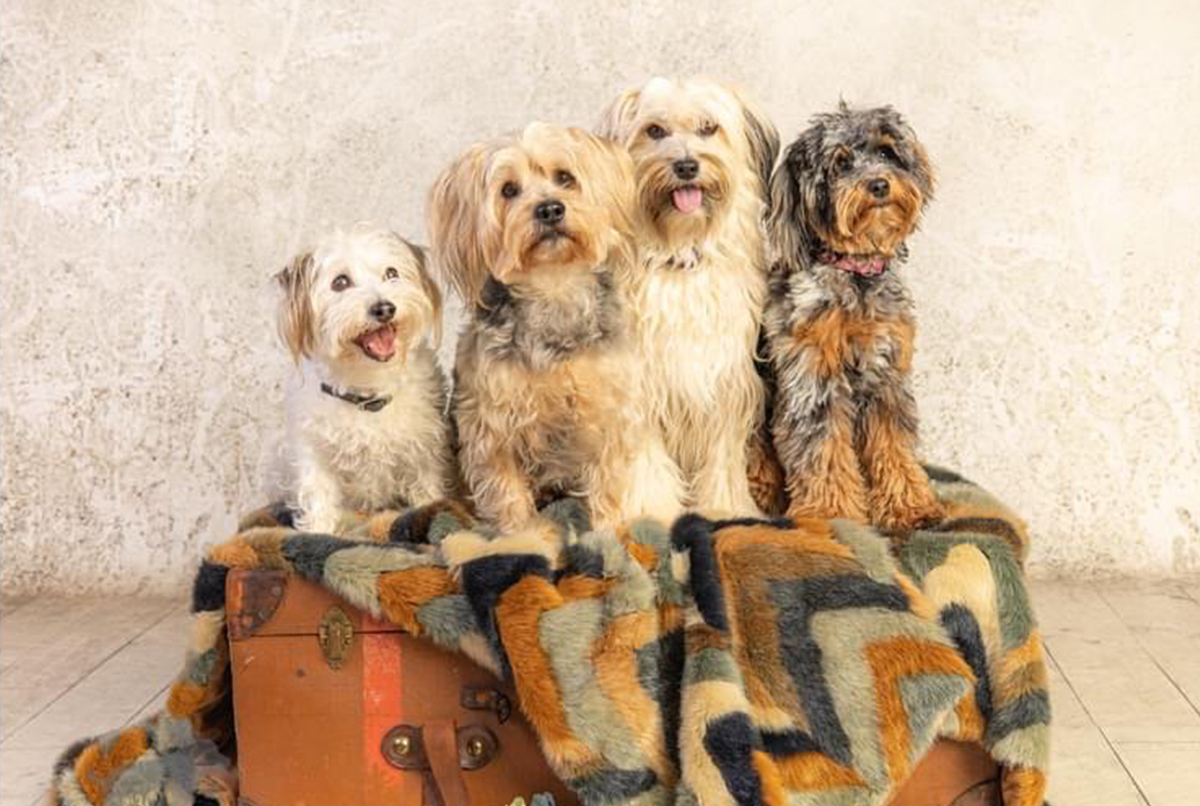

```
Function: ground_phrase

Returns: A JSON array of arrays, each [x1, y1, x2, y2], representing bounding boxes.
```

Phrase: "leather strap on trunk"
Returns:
[[424, 720, 471, 806]]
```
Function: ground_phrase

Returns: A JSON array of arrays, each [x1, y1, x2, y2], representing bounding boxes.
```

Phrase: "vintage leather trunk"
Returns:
[[887, 741, 1000, 806], [227, 569, 999, 806], [226, 568, 577, 806]]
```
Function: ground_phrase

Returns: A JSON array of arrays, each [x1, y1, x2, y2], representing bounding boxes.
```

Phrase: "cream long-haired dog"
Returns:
[[428, 123, 681, 532], [269, 225, 452, 534], [597, 77, 780, 516]]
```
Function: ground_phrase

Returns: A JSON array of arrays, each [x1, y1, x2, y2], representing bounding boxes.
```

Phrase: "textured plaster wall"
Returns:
[[2, 1, 1198, 594]]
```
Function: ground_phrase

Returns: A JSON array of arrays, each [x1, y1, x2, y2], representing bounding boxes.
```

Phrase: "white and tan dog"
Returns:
[[598, 77, 780, 517], [270, 225, 452, 534]]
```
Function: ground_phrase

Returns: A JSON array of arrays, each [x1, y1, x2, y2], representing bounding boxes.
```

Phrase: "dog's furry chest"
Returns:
[[291, 360, 445, 508], [769, 269, 915, 392], [475, 274, 621, 371], [517, 360, 609, 470], [461, 346, 626, 484], [457, 273, 630, 485], [631, 256, 765, 397]]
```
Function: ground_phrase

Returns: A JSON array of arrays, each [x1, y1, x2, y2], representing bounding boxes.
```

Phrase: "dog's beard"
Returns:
[[635, 157, 732, 247], [495, 224, 598, 282], [825, 177, 923, 258]]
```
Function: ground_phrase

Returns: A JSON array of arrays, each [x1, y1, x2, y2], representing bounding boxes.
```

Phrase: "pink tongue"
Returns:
[[360, 326, 396, 360], [672, 187, 703, 213]]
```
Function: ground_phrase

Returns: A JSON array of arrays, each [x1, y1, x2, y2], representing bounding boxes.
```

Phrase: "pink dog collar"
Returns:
[[818, 250, 889, 276]]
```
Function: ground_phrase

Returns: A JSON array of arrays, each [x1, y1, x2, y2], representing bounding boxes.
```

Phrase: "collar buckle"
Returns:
[[320, 382, 392, 413]]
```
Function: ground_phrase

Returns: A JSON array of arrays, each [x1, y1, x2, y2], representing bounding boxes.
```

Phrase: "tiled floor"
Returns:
[[1, 578, 1198, 806]]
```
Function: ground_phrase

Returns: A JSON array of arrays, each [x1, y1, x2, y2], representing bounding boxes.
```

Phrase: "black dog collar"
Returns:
[[320, 383, 391, 412]]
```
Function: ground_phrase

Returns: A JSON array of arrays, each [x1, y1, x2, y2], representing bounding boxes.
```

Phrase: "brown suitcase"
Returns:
[[227, 569, 577, 806], [886, 741, 1000, 806], [227, 569, 999, 806]]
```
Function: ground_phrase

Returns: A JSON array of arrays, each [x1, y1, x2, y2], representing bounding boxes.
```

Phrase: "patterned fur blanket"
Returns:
[[50, 467, 1049, 806]]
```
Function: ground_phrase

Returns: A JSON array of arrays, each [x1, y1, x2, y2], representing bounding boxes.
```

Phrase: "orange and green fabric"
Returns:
[[51, 467, 1049, 806]]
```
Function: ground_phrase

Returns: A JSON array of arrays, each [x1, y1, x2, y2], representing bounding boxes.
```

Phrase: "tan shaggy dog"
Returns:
[[428, 123, 681, 532], [597, 77, 781, 518]]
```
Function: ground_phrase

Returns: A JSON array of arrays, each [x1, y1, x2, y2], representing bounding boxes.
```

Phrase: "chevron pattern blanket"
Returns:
[[50, 467, 1049, 806]]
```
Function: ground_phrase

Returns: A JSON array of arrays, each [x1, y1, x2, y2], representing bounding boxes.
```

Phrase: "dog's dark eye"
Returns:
[[646, 124, 669, 140], [834, 152, 854, 173], [697, 121, 719, 137], [331, 274, 352, 292], [555, 170, 576, 188], [501, 181, 520, 199], [878, 144, 901, 164], [384, 267, 399, 281]]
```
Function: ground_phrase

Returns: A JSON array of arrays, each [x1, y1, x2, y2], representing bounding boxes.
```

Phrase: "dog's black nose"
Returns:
[[534, 199, 565, 225], [673, 158, 700, 181], [369, 300, 396, 322], [868, 178, 890, 199]]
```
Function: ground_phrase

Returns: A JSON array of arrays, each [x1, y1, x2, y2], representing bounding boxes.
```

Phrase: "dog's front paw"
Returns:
[[786, 492, 869, 524], [869, 485, 944, 531]]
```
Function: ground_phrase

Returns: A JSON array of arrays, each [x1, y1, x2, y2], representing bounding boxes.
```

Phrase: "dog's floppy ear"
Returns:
[[912, 137, 936, 207], [427, 143, 492, 307], [581, 130, 639, 267], [595, 85, 642, 143], [767, 127, 822, 271], [733, 89, 780, 198], [602, 136, 638, 241], [274, 251, 316, 363], [406, 241, 443, 349], [573, 128, 638, 233], [900, 116, 937, 202]]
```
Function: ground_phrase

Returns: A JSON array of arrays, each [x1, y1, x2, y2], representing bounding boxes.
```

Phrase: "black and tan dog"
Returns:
[[763, 103, 942, 530]]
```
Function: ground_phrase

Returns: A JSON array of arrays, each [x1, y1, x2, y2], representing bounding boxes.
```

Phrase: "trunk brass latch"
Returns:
[[317, 605, 353, 670]]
